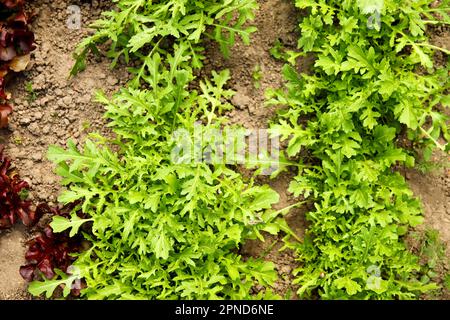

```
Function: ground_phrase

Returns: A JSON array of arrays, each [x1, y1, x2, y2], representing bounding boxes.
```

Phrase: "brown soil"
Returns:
[[407, 156, 450, 257], [202, 0, 300, 128], [0, 227, 30, 299], [405, 151, 450, 299], [0, 0, 448, 300]]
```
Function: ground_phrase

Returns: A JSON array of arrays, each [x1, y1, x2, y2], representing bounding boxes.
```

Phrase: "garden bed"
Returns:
[[0, 0, 448, 300]]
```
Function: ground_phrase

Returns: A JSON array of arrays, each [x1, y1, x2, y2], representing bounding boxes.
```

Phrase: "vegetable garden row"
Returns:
[[0, 0, 449, 300]]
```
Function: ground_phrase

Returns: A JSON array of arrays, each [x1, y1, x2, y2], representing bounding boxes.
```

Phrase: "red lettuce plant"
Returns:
[[1, 1, 25, 8], [0, 146, 85, 296], [0, 0, 35, 127], [19, 205, 83, 280], [0, 146, 43, 228], [19, 203, 86, 297]]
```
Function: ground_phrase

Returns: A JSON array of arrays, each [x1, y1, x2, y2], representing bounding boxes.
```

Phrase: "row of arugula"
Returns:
[[24, 0, 449, 299], [28, 0, 281, 299], [267, 0, 449, 299]]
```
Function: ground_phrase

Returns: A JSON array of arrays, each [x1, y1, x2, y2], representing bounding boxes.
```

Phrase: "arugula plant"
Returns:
[[71, 0, 258, 76], [267, 0, 449, 299], [28, 0, 283, 299], [43, 67, 279, 300]]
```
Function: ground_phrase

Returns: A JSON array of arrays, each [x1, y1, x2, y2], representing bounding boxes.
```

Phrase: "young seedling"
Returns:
[[252, 64, 263, 89], [269, 39, 286, 60], [445, 273, 450, 291], [25, 81, 37, 103], [81, 120, 91, 131], [13, 135, 23, 145]]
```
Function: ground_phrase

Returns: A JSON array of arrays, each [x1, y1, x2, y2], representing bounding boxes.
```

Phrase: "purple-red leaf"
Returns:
[[1, 0, 25, 9], [19, 265, 34, 282], [0, 147, 41, 229], [0, 0, 35, 128], [20, 204, 85, 286]]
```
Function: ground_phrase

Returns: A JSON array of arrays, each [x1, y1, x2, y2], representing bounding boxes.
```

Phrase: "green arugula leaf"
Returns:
[[50, 214, 93, 237]]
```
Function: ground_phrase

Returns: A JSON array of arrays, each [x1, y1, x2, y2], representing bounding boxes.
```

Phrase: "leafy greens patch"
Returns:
[[267, 0, 449, 299], [29, 0, 282, 299]]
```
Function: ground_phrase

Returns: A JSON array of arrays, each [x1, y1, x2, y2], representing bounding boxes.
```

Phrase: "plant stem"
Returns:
[[419, 127, 446, 151]]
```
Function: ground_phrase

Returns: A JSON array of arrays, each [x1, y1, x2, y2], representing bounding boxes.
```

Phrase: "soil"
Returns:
[[407, 158, 450, 256], [0, 226, 29, 300], [0, 0, 448, 300], [202, 0, 300, 128]]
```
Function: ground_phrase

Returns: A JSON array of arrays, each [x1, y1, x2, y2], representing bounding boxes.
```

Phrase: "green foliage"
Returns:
[[445, 273, 450, 291], [29, 0, 282, 300], [252, 64, 262, 89], [269, 39, 303, 65], [25, 81, 37, 102], [28, 269, 80, 299], [50, 214, 93, 237], [71, 0, 259, 76], [416, 230, 447, 281], [46, 68, 279, 299], [269, 39, 286, 60], [267, 0, 449, 299], [409, 229, 449, 298]]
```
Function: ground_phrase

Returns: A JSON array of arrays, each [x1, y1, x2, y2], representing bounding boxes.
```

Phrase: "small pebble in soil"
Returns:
[[279, 265, 292, 275], [28, 123, 39, 133], [42, 125, 50, 134], [19, 117, 31, 125], [31, 152, 42, 161], [231, 91, 252, 110], [62, 96, 72, 105], [34, 74, 46, 89], [81, 95, 92, 104], [107, 76, 118, 86]]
